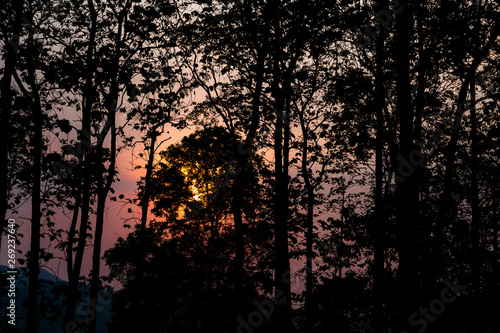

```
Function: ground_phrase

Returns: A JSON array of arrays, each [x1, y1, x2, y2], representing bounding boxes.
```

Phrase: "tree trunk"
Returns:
[[231, 48, 265, 329], [26, 10, 42, 331], [231, 169, 245, 289], [66, 186, 81, 291], [88, 111, 116, 333], [272, 56, 292, 333], [373, 1, 386, 330], [273, 107, 292, 331], [493, 190, 499, 276], [0, 0, 23, 252], [469, 74, 481, 329], [64, 0, 97, 328], [268, 0, 292, 329], [88, 4, 124, 329], [394, 1, 420, 332], [140, 129, 157, 234], [298, 103, 315, 333]]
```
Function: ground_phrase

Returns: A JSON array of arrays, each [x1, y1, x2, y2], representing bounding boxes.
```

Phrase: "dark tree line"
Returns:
[[1, 0, 499, 332]]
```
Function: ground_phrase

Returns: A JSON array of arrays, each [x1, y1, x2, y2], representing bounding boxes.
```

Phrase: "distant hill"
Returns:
[[0, 266, 112, 333]]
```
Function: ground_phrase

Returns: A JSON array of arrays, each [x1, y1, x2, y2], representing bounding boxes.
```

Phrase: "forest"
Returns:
[[0, 0, 499, 332]]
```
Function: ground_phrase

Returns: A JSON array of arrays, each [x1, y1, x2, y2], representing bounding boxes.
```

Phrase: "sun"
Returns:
[[180, 166, 203, 201], [190, 184, 202, 201]]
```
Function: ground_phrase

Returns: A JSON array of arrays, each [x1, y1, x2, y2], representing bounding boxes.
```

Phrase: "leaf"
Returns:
[[56, 119, 72, 134]]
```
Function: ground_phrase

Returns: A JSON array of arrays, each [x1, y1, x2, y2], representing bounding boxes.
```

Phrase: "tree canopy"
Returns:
[[1, 0, 500, 332]]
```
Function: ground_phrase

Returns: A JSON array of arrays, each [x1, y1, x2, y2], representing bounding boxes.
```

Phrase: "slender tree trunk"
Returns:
[[394, 1, 420, 332], [26, 11, 42, 331], [470, 75, 481, 329], [493, 190, 499, 275], [492, 185, 500, 276], [65, 139, 92, 329], [65, 180, 82, 330], [67, 186, 81, 288], [284, 92, 292, 326], [140, 129, 157, 234], [234, 55, 265, 284], [88, 5, 124, 328], [269, 0, 292, 329], [134, 124, 158, 313], [298, 105, 315, 333], [129, 126, 158, 331], [0, 0, 23, 252], [273, 103, 292, 331], [232, 170, 245, 287], [339, 195, 345, 281], [135, 124, 158, 297], [373, 1, 386, 330], [65, 0, 97, 327], [272, 67, 292, 333], [231, 49, 265, 330], [412, 5, 436, 310], [88, 111, 116, 333]]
